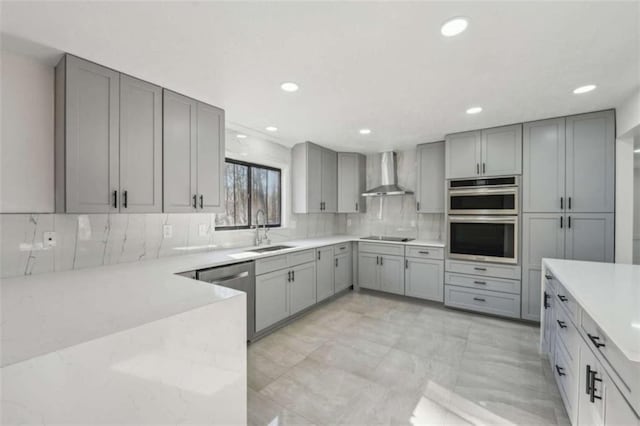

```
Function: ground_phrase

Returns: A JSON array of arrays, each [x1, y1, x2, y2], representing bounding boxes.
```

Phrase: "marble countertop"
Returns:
[[1, 234, 444, 367], [543, 259, 640, 362]]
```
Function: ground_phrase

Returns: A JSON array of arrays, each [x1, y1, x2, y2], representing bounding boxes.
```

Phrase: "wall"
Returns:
[[344, 148, 445, 241], [634, 149, 640, 264], [0, 49, 343, 278], [0, 49, 54, 212]]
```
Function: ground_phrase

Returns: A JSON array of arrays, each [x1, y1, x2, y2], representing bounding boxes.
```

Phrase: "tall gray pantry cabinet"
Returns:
[[521, 110, 615, 321]]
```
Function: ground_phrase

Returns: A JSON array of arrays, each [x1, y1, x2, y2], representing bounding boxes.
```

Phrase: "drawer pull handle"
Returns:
[[474, 267, 487, 271], [587, 333, 605, 348], [556, 320, 567, 329], [555, 365, 566, 377], [544, 291, 550, 309], [419, 251, 430, 255], [585, 365, 593, 395], [473, 280, 486, 285], [557, 294, 568, 302], [473, 297, 486, 302], [340, 246, 346, 250], [544, 273, 553, 280], [589, 368, 603, 403]]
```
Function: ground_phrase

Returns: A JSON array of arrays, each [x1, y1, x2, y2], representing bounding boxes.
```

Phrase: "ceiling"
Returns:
[[1, 1, 638, 152]]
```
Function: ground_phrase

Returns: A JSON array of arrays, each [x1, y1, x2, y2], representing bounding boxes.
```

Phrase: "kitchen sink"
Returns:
[[246, 245, 294, 253]]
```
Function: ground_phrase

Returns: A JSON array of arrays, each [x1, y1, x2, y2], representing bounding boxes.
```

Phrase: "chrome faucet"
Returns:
[[254, 209, 270, 246]]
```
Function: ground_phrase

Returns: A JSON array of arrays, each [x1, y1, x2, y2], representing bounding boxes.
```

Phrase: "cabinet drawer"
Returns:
[[406, 246, 444, 260], [554, 281, 579, 324], [445, 272, 520, 295], [553, 337, 578, 422], [255, 254, 288, 275], [445, 259, 521, 280], [333, 242, 351, 256], [580, 310, 638, 401], [444, 285, 520, 319], [358, 242, 404, 256], [287, 249, 316, 267], [554, 305, 579, 362]]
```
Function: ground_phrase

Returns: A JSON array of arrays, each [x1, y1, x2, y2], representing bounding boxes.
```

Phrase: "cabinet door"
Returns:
[[416, 142, 445, 213], [255, 270, 289, 332], [290, 262, 317, 315], [522, 213, 565, 321], [196, 102, 224, 211], [65, 55, 120, 213], [119, 75, 162, 213], [522, 118, 566, 213], [380, 255, 405, 295], [358, 253, 380, 290], [405, 258, 443, 301], [604, 374, 640, 426], [307, 144, 323, 213], [481, 124, 522, 176], [316, 247, 335, 302], [566, 111, 615, 213], [540, 275, 556, 357], [334, 253, 352, 293], [338, 153, 365, 213], [565, 213, 614, 262], [163, 90, 197, 212], [321, 148, 338, 212], [445, 130, 481, 179]]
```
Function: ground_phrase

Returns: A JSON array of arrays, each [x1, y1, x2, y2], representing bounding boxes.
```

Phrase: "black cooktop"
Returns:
[[360, 236, 415, 242]]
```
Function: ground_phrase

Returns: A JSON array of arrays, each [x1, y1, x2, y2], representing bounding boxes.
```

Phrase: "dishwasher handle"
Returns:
[[199, 271, 249, 285]]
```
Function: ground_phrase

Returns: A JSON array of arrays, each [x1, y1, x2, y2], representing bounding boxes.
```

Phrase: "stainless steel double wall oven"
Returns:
[[447, 176, 519, 264]]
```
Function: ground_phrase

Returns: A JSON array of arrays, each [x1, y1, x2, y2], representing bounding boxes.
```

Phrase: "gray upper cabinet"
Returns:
[[196, 102, 225, 212], [446, 125, 522, 179], [55, 55, 120, 213], [523, 118, 566, 213], [292, 142, 338, 213], [565, 213, 615, 262], [337, 153, 366, 213], [482, 124, 522, 176], [316, 247, 335, 302], [445, 130, 481, 179], [163, 90, 197, 213], [565, 111, 615, 213], [163, 90, 225, 213], [119, 74, 162, 213], [416, 142, 445, 213]]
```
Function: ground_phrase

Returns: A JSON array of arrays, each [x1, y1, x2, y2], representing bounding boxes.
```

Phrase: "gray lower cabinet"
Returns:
[[55, 55, 120, 213], [405, 258, 444, 302], [379, 255, 404, 295], [292, 142, 338, 213], [358, 253, 380, 290], [119, 74, 163, 213], [163, 90, 224, 213], [255, 269, 289, 333], [521, 213, 614, 321], [523, 118, 566, 213], [316, 247, 335, 302], [445, 285, 521, 319], [255, 261, 317, 333], [289, 262, 317, 315], [416, 142, 445, 213], [337, 153, 366, 213], [334, 252, 352, 292]]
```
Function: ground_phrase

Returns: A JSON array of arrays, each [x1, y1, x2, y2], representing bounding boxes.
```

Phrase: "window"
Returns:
[[215, 159, 281, 229]]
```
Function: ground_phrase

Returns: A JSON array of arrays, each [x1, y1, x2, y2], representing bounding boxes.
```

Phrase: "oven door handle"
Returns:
[[448, 187, 517, 196], [448, 215, 517, 224]]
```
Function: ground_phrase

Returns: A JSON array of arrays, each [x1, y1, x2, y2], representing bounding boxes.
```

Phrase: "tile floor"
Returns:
[[248, 290, 569, 426]]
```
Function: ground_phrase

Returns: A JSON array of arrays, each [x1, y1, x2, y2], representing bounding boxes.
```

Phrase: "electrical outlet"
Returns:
[[163, 224, 173, 238], [43, 231, 56, 248], [198, 224, 209, 236]]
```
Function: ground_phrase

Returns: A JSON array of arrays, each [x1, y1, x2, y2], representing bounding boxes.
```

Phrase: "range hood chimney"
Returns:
[[362, 151, 414, 197]]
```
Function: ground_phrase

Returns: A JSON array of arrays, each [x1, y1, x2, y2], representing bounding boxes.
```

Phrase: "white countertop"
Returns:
[[1, 234, 444, 367], [543, 259, 640, 362]]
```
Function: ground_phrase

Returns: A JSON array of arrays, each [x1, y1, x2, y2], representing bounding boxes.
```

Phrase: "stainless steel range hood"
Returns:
[[362, 151, 414, 197]]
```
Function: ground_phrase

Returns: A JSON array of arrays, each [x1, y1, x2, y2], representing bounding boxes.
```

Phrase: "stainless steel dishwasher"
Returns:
[[196, 261, 255, 341]]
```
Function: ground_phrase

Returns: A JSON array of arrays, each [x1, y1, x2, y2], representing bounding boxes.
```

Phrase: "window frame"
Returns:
[[215, 158, 282, 231]]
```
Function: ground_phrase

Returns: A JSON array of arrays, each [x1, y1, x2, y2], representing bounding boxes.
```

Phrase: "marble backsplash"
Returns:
[[343, 148, 445, 241], [0, 212, 345, 278]]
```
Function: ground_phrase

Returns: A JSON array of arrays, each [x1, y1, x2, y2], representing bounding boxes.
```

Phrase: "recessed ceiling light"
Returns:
[[359, 128, 372, 135], [441, 17, 468, 37], [573, 84, 597, 94], [466, 106, 482, 114], [236, 133, 247, 139], [265, 126, 278, 132], [280, 82, 299, 92]]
